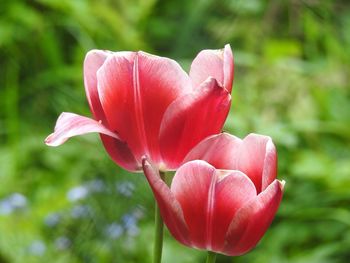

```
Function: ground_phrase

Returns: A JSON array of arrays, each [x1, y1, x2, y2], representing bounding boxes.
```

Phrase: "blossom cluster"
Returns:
[[46, 45, 284, 257]]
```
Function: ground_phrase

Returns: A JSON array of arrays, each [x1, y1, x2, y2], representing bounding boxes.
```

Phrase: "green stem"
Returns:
[[206, 251, 217, 263], [153, 171, 165, 263]]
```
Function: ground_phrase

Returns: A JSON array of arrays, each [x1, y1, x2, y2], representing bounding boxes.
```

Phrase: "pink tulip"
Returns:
[[142, 133, 284, 256], [45, 45, 234, 172]]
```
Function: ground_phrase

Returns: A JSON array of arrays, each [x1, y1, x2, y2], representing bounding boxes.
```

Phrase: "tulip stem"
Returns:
[[153, 171, 165, 263], [206, 251, 217, 263]]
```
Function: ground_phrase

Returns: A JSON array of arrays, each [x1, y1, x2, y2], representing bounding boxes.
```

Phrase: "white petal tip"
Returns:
[[44, 134, 66, 147], [279, 180, 286, 190]]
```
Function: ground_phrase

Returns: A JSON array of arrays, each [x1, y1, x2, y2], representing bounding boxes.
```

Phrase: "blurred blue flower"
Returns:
[[67, 185, 89, 202], [116, 181, 135, 197], [85, 179, 105, 193], [28, 240, 46, 256], [70, 205, 91, 219], [122, 212, 140, 236], [0, 200, 12, 215], [55, 236, 71, 250], [44, 213, 61, 227], [122, 213, 137, 228], [132, 206, 145, 220], [105, 223, 123, 240], [126, 224, 139, 236], [0, 193, 27, 215]]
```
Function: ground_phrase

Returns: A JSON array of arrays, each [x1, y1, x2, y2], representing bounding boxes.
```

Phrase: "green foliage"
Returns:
[[0, 0, 349, 262]]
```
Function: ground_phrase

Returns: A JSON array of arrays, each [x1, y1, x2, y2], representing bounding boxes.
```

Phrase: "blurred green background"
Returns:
[[1, 0, 350, 262]]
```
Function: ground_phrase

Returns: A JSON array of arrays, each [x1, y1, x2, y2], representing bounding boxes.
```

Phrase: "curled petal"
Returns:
[[142, 157, 190, 245], [97, 52, 191, 164], [189, 44, 234, 93], [160, 78, 231, 169], [45, 112, 120, 146], [224, 180, 285, 256], [45, 112, 139, 171]]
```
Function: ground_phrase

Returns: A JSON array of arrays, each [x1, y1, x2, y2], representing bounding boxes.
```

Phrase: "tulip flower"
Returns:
[[45, 45, 234, 172], [142, 133, 284, 256]]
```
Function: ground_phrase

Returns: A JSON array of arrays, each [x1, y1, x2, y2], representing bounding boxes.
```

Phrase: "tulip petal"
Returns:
[[171, 161, 256, 250], [45, 112, 120, 146], [159, 78, 231, 169], [45, 112, 139, 171], [99, 134, 140, 171], [84, 50, 111, 121], [142, 157, 190, 245], [238, 134, 277, 193], [223, 44, 234, 93], [84, 51, 140, 171], [184, 133, 242, 168], [189, 44, 234, 93], [184, 133, 277, 193], [171, 160, 217, 249], [210, 170, 256, 252], [97, 52, 191, 164], [224, 180, 284, 256]]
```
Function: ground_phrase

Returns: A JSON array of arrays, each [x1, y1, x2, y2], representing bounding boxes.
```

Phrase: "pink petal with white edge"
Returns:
[[224, 180, 285, 256], [97, 52, 191, 165], [84, 50, 136, 122], [45, 112, 139, 171], [223, 44, 234, 93], [184, 133, 277, 193], [210, 170, 256, 252], [142, 157, 190, 245], [171, 161, 257, 250], [189, 44, 234, 93], [84, 50, 111, 121], [84, 51, 140, 171], [170, 160, 217, 249], [159, 78, 231, 169], [239, 134, 277, 192], [45, 112, 120, 146]]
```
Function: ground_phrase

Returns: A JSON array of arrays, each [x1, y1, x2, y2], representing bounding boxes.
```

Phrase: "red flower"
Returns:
[[45, 45, 234, 171], [142, 133, 284, 256]]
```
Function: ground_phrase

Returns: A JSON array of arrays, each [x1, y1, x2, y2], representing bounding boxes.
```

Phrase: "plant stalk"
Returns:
[[206, 251, 217, 263], [153, 171, 165, 263]]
